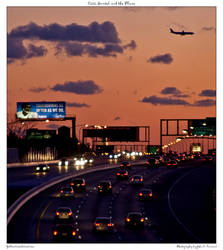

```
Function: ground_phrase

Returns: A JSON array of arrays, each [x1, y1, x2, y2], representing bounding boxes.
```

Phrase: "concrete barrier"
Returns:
[[7, 163, 119, 225]]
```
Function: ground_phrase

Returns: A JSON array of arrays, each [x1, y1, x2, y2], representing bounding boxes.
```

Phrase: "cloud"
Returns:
[[8, 21, 120, 43], [140, 95, 190, 106], [7, 38, 47, 63], [198, 89, 216, 97], [51, 80, 103, 95], [114, 116, 121, 120], [29, 87, 47, 93], [55, 39, 136, 58], [160, 87, 190, 98], [66, 102, 90, 108], [8, 21, 136, 63], [123, 40, 137, 50], [202, 26, 216, 32], [192, 99, 216, 107], [148, 53, 173, 64]]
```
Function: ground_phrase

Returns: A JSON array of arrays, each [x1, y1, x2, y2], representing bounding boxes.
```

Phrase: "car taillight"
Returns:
[[131, 178, 134, 181], [127, 164, 130, 167], [139, 193, 143, 196], [71, 190, 74, 193], [70, 182, 74, 186], [124, 173, 128, 176], [121, 164, 124, 167], [126, 218, 130, 222], [107, 223, 113, 227], [68, 212, 72, 216], [81, 183, 85, 186], [56, 212, 60, 216], [117, 173, 120, 175], [98, 185, 101, 188], [109, 185, 112, 189], [53, 231, 58, 236], [95, 223, 100, 226], [140, 178, 143, 181], [60, 190, 63, 193], [149, 193, 152, 197], [140, 218, 144, 222], [72, 231, 76, 236]]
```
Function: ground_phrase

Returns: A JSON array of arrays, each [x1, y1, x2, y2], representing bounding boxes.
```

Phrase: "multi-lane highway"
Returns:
[[7, 159, 216, 244]]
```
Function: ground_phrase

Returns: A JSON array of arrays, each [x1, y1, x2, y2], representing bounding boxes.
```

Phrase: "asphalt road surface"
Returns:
[[7, 160, 216, 244]]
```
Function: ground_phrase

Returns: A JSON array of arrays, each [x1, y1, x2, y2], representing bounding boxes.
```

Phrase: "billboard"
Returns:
[[83, 126, 139, 142], [26, 129, 56, 140], [16, 102, 66, 119]]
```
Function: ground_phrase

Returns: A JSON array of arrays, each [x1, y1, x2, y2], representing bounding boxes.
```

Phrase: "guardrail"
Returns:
[[7, 163, 119, 225], [7, 159, 147, 225]]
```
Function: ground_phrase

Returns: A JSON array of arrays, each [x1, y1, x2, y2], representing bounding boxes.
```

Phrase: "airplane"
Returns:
[[170, 28, 194, 36]]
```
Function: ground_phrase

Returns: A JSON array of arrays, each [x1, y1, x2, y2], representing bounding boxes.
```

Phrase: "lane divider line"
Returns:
[[36, 199, 54, 242]]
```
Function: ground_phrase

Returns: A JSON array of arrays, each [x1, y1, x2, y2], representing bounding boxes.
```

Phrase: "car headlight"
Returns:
[[36, 167, 40, 170], [89, 159, 93, 163], [43, 167, 46, 170], [58, 161, 62, 166], [65, 161, 68, 166]]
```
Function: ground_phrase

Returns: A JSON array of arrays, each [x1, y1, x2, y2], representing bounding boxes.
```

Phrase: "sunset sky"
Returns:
[[6, 4, 216, 145]]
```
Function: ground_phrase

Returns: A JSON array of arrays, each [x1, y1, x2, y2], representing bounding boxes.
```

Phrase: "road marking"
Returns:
[[36, 199, 54, 242]]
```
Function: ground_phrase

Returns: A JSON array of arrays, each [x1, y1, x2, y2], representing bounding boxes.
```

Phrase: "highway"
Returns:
[[7, 158, 110, 208], [7, 159, 216, 244]]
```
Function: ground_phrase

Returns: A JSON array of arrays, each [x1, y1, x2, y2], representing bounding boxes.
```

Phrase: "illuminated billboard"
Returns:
[[83, 126, 139, 142], [16, 102, 66, 119]]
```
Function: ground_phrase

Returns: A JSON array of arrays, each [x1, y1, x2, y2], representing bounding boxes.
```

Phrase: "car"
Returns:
[[70, 178, 86, 192], [55, 207, 74, 223], [138, 188, 153, 201], [204, 155, 214, 163], [98, 181, 112, 194], [130, 175, 144, 185], [58, 158, 69, 166], [166, 160, 178, 168], [116, 170, 129, 180], [93, 217, 114, 233], [145, 158, 160, 168], [53, 224, 78, 242], [35, 164, 50, 173], [125, 212, 145, 228], [59, 186, 75, 198], [120, 161, 131, 169]]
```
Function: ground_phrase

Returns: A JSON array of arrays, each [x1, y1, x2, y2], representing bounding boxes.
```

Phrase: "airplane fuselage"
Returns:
[[170, 28, 194, 36]]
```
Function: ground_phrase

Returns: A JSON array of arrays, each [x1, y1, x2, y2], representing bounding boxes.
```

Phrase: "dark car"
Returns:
[[125, 212, 145, 228], [35, 164, 50, 173], [98, 181, 112, 194], [70, 178, 86, 192], [204, 155, 215, 163], [93, 217, 114, 233], [53, 224, 77, 242], [120, 161, 132, 170], [55, 207, 74, 223], [166, 160, 178, 168], [59, 186, 75, 198], [116, 170, 129, 180], [146, 158, 160, 168], [58, 158, 70, 166], [130, 175, 144, 185], [138, 188, 153, 201]]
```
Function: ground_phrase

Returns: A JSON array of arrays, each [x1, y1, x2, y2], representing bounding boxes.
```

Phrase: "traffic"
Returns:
[[7, 152, 216, 243]]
